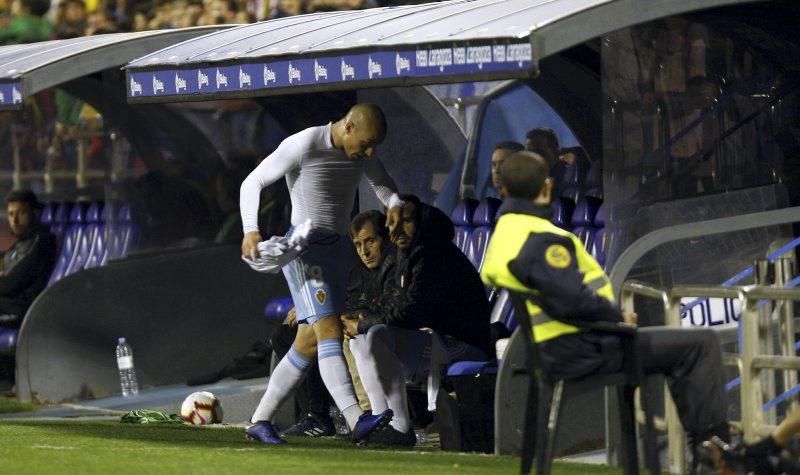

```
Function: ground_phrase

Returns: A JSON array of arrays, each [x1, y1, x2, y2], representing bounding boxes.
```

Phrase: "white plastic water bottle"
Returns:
[[116, 337, 139, 396]]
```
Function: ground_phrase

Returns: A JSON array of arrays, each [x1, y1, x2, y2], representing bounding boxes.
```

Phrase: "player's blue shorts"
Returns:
[[282, 228, 351, 324]]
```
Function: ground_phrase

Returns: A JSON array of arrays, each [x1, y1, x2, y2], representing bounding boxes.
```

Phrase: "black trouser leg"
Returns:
[[637, 327, 728, 439]]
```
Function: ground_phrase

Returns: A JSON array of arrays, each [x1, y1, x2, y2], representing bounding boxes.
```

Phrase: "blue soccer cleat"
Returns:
[[246, 421, 286, 445], [352, 409, 393, 444]]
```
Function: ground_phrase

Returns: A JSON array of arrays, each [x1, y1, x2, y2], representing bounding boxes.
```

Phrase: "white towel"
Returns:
[[242, 219, 313, 273]]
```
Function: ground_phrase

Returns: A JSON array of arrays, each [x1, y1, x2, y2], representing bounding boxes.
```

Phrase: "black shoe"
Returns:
[[280, 413, 335, 437], [365, 426, 416, 448]]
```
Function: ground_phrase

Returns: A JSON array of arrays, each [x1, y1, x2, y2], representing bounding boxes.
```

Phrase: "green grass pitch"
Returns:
[[0, 419, 621, 474]]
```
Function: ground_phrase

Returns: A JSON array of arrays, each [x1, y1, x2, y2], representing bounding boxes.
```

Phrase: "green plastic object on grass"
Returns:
[[120, 410, 183, 424]]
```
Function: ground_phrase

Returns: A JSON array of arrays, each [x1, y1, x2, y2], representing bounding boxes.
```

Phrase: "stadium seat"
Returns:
[[591, 204, 608, 268], [40, 203, 55, 227], [559, 162, 583, 204], [64, 202, 104, 276], [264, 296, 294, 319], [571, 197, 602, 251], [106, 204, 139, 261], [49, 201, 73, 248], [551, 196, 575, 231], [84, 202, 114, 270], [466, 197, 501, 271], [584, 161, 603, 199], [48, 202, 90, 286], [450, 199, 479, 253], [0, 328, 18, 353]]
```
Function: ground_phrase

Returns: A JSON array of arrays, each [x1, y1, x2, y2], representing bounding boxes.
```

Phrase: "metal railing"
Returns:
[[621, 279, 800, 473]]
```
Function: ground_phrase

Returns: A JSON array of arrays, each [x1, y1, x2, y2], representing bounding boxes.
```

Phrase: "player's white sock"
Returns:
[[366, 329, 410, 433], [349, 336, 389, 413], [251, 346, 311, 423], [317, 338, 362, 429]]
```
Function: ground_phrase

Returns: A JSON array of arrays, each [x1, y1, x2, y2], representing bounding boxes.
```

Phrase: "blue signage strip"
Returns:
[[0, 81, 24, 108], [128, 41, 532, 99]]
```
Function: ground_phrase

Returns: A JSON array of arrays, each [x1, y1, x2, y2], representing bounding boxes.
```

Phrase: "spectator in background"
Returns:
[[0, 0, 52, 45], [525, 127, 564, 203], [485, 140, 524, 198], [0, 190, 57, 330], [53, 0, 87, 37], [271, 0, 302, 17]]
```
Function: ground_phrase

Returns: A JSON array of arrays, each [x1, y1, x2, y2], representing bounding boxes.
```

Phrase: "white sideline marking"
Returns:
[[31, 444, 75, 450], [61, 403, 124, 415]]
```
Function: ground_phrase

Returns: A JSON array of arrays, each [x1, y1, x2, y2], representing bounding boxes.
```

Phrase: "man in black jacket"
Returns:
[[0, 190, 57, 329], [345, 195, 491, 446]]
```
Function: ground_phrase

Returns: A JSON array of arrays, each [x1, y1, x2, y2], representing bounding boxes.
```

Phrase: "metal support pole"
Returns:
[[665, 294, 686, 475], [741, 293, 764, 443], [754, 259, 777, 425], [775, 258, 797, 414]]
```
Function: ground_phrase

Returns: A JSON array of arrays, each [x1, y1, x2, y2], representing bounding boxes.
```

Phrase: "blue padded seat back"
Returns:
[[50, 202, 73, 246], [69, 202, 89, 224], [85, 202, 103, 224], [0, 328, 18, 351], [451, 198, 479, 253], [571, 197, 603, 251], [100, 202, 115, 223], [591, 228, 608, 268], [64, 202, 104, 276], [594, 203, 606, 228], [107, 204, 139, 261], [446, 361, 498, 377], [264, 296, 295, 319], [40, 203, 55, 226], [491, 289, 518, 332], [551, 197, 575, 230], [571, 198, 599, 228], [560, 162, 583, 202], [54, 202, 72, 224], [584, 161, 603, 199], [467, 197, 501, 270], [472, 197, 501, 227]]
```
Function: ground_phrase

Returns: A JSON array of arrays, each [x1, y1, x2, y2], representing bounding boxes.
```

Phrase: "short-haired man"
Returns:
[[0, 189, 57, 330], [524, 127, 565, 200], [344, 196, 491, 446], [241, 103, 402, 445], [481, 152, 730, 467], [486, 141, 524, 198]]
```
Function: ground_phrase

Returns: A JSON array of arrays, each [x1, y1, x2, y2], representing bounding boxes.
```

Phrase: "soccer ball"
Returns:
[[180, 391, 223, 425]]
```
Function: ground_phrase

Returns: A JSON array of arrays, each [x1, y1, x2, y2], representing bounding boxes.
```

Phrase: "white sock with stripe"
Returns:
[[251, 346, 311, 423], [317, 338, 362, 430], [349, 336, 390, 414], [366, 329, 410, 433]]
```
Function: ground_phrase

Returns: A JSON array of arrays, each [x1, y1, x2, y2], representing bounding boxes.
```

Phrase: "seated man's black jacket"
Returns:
[[358, 203, 491, 357], [0, 227, 57, 319]]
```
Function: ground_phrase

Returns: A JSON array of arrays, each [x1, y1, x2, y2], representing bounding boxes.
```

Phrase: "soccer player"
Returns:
[[241, 103, 403, 445]]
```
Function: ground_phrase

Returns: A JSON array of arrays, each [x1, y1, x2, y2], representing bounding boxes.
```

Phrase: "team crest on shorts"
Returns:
[[315, 289, 327, 305]]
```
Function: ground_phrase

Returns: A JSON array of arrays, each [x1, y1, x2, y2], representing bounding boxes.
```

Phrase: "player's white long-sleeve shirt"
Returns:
[[240, 123, 400, 235]]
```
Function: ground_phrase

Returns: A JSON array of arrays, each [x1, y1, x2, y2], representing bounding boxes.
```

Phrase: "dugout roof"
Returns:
[[123, 0, 761, 103], [0, 26, 229, 111]]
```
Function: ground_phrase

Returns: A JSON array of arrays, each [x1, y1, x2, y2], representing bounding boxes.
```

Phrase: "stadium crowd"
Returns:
[[0, 0, 437, 44]]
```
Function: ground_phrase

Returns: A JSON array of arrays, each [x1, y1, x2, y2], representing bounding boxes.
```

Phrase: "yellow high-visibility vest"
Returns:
[[481, 211, 614, 343]]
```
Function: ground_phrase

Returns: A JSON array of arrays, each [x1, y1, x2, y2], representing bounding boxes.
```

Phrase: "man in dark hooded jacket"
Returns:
[[344, 195, 491, 446]]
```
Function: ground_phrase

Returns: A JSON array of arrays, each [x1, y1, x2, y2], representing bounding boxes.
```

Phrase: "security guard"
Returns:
[[481, 151, 730, 459]]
